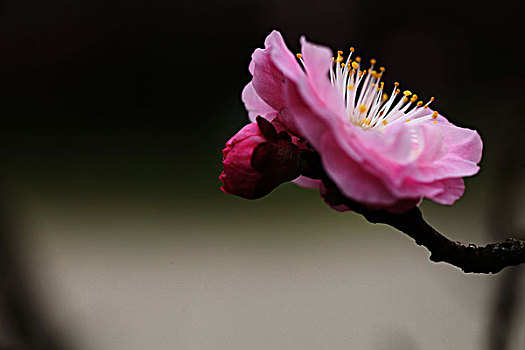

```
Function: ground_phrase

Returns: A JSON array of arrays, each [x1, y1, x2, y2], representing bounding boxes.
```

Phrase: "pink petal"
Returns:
[[319, 131, 397, 206], [248, 31, 303, 114], [250, 48, 286, 111], [299, 37, 345, 117], [428, 177, 465, 205], [440, 122, 483, 163], [241, 82, 278, 122], [265, 31, 304, 82], [293, 176, 321, 189]]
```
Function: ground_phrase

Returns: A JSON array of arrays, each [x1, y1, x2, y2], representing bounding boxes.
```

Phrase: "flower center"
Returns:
[[297, 48, 439, 130]]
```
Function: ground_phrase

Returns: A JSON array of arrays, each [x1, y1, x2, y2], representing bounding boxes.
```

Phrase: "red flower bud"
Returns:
[[220, 118, 301, 199]]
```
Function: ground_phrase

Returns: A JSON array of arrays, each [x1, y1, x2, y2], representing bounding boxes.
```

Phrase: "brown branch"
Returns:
[[485, 110, 524, 348], [322, 183, 525, 274], [247, 124, 525, 274]]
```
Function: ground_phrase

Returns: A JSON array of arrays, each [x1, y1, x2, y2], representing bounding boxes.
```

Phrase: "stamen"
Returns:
[[424, 97, 435, 108], [296, 53, 306, 71], [326, 47, 438, 130]]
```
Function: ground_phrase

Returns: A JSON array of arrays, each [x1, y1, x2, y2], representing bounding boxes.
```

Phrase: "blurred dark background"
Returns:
[[0, 0, 523, 193], [0, 0, 523, 349]]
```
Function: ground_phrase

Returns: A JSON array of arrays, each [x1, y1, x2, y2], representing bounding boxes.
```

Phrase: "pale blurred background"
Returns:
[[0, 0, 524, 349]]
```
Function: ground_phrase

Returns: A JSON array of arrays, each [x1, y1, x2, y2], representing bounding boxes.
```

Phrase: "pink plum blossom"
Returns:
[[236, 30, 482, 212]]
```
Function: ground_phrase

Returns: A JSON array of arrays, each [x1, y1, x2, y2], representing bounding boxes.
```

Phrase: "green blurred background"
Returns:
[[0, 0, 523, 349]]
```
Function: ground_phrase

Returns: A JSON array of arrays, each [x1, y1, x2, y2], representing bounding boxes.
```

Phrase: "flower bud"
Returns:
[[220, 117, 301, 199]]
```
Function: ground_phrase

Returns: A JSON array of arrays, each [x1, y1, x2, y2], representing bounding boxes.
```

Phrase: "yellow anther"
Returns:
[[403, 97, 409, 103], [432, 120, 438, 124], [382, 120, 388, 125], [403, 90, 412, 97], [351, 61, 359, 69], [395, 89, 400, 94], [296, 53, 302, 59], [379, 67, 385, 72], [370, 58, 377, 65], [341, 63, 346, 67], [432, 111, 438, 119], [430, 97, 435, 101], [355, 56, 362, 62], [359, 105, 367, 113], [363, 119, 371, 125], [406, 119, 411, 122], [416, 101, 423, 107], [362, 70, 367, 75], [382, 93, 389, 101], [347, 84, 355, 90], [394, 82, 399, 87], [335, 56, 343, 63], [349, 47, 355, 52], [410, 95, 418, 103]]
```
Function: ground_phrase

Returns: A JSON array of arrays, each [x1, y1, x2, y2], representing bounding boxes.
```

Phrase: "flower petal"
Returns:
[[428, 177, 465, 205], [293, 176, 321, 189], [248, 31, 304, 113], [241, 82, 278, 122]]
